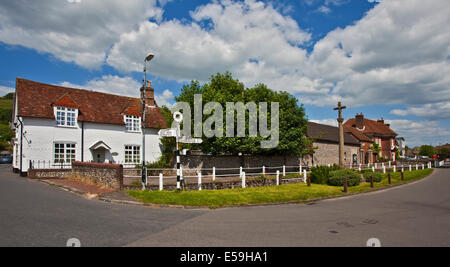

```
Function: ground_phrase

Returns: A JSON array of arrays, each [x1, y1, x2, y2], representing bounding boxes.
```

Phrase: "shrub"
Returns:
[[363, 172, 382, 183], [327, 169, 362, 187], [310, 164, 340, 184]]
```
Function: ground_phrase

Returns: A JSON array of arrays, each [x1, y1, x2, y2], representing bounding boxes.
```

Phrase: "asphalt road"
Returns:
[[0, 163, 449, 247]]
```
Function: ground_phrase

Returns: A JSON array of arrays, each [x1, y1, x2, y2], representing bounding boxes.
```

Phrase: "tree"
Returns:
[[419, 145, 435, 158], [175, 72, 309, 157]]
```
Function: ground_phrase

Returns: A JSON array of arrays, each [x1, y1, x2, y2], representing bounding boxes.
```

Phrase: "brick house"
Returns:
[[305, 122, 361, 167], [12, 78, 167, 175], [344, 113, 398, 163]]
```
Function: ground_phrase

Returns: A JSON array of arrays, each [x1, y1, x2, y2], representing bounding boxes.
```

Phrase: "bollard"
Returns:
[[401, 170, 404, 181], [343, 177, 348, 193], [283, 165, 286, 177], [276, 170, 280, 186], [242, 172, 246, 188], [198, 172, 202, 191], [370, 175, 374, 188], [212, 167, 216, 182], [159, 173, 163, 191], [388, 172, 391, 185]]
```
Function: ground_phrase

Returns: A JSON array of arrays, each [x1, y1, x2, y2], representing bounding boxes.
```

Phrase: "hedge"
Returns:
[[328, 169, 362, 187]]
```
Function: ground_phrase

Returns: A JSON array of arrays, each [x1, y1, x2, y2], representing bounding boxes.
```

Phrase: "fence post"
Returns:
[[401, 170, 404, 181], [343, 177, 348, 193], [276, 170, 280, 186], [375, 163, 377, 169], [283, 165, 286, 177], [303, 169, 307, 183], [370, 175, 374, 188], [299, 164, 302, 175], [263, 165, 266, 176], [212, 167, 216, 182], [383, 165, 386, 174], [159, 173, 163, 191], [240, 166, 243, 177], [389, 161, 391, 168], [393, 165, 396, 173], [388, 172, 391, 185], [421, 164, 424, 170], [307, 173, 311, 187], [242, 172, 246, 188], [198, 172, 202, 191], [372, 166, 375, 173], [409, 165, 412, 172]]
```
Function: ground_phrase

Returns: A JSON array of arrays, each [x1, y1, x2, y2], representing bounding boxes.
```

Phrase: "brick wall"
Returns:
[[72, 161, 123, 189]]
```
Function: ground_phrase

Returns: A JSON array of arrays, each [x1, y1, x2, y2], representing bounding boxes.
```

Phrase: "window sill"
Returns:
[[56, 125, 78, 129]]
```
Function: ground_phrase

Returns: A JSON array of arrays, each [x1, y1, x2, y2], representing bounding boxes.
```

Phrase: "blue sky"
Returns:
[[0, 0, 449, 147]]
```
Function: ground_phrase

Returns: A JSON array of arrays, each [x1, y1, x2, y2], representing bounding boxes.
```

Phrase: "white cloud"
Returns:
[[107, 0, 311, 84], [310, 118, 338, 127], [61, 75, 141, 98], [155, 89, 174, 108], [386, 119, 450, 147], [0, 86, 14, 97], [317, 6, 332, 14], [390, 102, 450, 120], [0, 0, 163, 68]]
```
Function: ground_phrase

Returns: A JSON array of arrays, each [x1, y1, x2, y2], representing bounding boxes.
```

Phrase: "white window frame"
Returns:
[[124, 115, 141, 132], [124, 145, 141, 164], [54, 106, 78, 127], [53, 142, 76, 164]]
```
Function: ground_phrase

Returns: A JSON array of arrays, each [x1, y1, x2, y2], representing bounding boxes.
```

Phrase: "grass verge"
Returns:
[[128, 168, 434, 208]]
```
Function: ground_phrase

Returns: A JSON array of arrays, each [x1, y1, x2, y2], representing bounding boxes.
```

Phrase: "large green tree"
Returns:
[[419, 145, 435, 157], [175, 72, 309, 157]]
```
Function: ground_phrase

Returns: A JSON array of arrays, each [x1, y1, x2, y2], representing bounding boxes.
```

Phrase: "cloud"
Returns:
[[386, 119, 450, 147], [60, 75, 141, 98], [155, 89, 174, 108], [390, 102, 450, 120], [0, 85, 14, 96], [107, 0, 311, 83], [0, 0, 163, 68], [309, 118, 338, 127], [317, 6, 332, 14]]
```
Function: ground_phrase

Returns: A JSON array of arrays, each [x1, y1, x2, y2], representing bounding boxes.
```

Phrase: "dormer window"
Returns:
[[55, 106, 77, 127], [125, 115, 141, 132]]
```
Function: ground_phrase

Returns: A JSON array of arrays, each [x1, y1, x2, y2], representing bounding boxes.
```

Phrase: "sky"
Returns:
[[0, 0, 449, 147]]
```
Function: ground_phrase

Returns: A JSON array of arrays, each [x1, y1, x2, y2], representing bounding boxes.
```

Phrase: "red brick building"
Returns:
[[344, 113, 398, 164]]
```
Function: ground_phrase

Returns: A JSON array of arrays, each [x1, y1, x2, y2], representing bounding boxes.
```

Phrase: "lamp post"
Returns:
[[141, 53, 155, 190]]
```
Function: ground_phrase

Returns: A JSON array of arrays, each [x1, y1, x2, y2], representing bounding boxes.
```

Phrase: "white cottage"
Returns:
[[12, 78, 167, 175]]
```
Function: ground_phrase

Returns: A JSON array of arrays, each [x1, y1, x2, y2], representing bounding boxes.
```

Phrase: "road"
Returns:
[[0, 163, 449, 247]]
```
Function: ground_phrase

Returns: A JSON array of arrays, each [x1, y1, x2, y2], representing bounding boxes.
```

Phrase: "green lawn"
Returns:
[[128, 168, 434, 208]]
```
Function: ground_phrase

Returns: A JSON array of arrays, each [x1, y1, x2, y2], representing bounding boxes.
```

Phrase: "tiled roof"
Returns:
[[344, 125, 372, 142], [344, 118, 397, 136], [307, 122, 360, 146], [15, 78, 167, 129]]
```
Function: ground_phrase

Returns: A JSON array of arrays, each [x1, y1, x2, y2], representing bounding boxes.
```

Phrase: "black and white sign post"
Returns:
[[159, 112, 202, 191]]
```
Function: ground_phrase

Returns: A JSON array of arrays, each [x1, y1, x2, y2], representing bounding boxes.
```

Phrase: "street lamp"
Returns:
[[141, 53, 155, 190]]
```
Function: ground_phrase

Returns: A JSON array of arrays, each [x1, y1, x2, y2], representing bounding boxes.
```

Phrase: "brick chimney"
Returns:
[[355, 113, 364, 129], [377, 118, 384, 124], [141, 80, 155, 107]]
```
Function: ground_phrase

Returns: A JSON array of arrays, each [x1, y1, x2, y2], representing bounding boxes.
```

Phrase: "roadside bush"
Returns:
[[327, 169, 362, 187], [363, 172, 382, 183], [310, 164, 340, 184]]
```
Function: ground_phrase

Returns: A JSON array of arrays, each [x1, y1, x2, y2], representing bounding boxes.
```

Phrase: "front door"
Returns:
[[93, 148, 106, 163]]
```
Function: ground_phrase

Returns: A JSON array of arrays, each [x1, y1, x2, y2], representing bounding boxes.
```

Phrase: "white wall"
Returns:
[[14, 117, 163, 172]]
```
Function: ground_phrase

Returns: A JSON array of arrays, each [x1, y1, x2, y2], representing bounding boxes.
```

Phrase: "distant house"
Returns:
[[305, 122, 361, 167], [344, 113, 398, 163], [12, 78, 167, 175]]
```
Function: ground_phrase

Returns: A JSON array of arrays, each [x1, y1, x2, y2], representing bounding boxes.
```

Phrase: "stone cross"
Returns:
[[334, 102, 347, 168]]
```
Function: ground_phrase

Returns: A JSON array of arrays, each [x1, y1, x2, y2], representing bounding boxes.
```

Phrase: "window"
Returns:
[[125, 145, 140, 163], [124, 115, 141, 132], [55, 107, 77, 127], [54, 143, 76, 163]]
